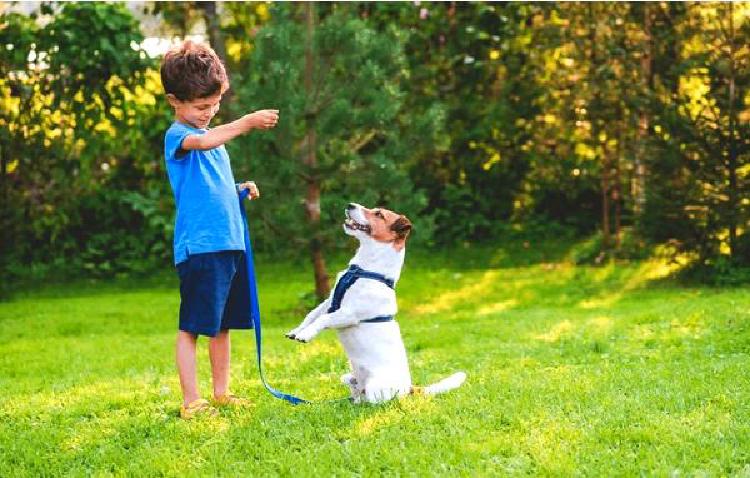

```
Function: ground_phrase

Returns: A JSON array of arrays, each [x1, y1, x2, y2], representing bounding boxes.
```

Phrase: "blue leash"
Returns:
[[238, 189, 307, 405]]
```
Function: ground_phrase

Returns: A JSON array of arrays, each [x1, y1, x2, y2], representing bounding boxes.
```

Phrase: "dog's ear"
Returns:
[[391, 215, 412, 240]]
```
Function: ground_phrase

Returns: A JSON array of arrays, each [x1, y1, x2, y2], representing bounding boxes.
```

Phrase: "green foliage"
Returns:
[[645, 3, 749, 267], [568, 227, 653, 265], [367, 3, 540, 244], [41, 3, 150, 116], [232, 3, 427, 255], [678, 257, 750, 287], [0, 13, 37, 72], [1, 3, 172, 282], [2, 2, 750, 285]]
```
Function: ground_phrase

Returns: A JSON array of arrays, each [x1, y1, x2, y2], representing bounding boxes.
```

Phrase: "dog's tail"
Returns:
[[413, 371, 467, 396]]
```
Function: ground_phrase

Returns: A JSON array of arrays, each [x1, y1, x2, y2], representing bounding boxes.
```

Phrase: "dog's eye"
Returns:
[[375, 211, 384, 219]]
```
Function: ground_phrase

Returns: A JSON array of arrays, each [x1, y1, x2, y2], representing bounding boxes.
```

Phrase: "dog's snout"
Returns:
[[347, 203, 357, 211]]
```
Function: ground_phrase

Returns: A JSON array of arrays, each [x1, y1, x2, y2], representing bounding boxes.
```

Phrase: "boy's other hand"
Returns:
[[247, 109, 279, 130], [239, 181, 260, 200]]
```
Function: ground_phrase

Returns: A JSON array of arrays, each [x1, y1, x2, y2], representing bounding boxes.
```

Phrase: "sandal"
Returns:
[[213, 393, 252, 408], [180, 398, 218, 420]]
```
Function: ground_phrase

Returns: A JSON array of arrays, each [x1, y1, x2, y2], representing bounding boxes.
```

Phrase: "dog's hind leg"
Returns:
[[341, 372, 355, 385], [341, 373, 362, 401], [363, 379, 408, 404]]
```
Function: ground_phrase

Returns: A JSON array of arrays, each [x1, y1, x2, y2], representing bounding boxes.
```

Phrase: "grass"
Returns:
[[1, 241, 749, 476]]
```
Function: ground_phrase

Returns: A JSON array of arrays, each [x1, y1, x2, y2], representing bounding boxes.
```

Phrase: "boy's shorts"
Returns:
[[176, 250, 253, 337]]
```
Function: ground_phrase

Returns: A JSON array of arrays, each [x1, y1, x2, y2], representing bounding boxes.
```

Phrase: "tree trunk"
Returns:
[[589, 3, 610, 252], [727, 2, 738, 258], [0, 141, 5, 200], [303, 2, 330, 300], [0, 140, 6, 268], [613, 130, 622, 251], [601, 155, 611, 252], [634, 3, 651, 225]]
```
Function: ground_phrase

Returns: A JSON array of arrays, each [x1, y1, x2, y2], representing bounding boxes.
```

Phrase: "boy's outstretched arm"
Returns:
[[183, 109, 279, 151]]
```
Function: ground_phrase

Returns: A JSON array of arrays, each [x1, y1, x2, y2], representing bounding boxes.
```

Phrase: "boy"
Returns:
[[160, 40, 279, 419]]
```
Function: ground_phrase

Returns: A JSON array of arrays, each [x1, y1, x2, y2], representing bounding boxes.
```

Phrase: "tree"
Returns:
[[0, 3, 167, 277], [233, 3, 425, 299], [645, 2, 750, 267]]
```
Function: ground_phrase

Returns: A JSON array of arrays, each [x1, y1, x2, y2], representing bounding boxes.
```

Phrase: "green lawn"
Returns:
[[1, 244, 749, 476]]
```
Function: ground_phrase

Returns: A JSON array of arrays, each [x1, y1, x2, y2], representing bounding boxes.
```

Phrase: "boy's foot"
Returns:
[[213, 393, 252, 408], [180, 398, 218, 420]]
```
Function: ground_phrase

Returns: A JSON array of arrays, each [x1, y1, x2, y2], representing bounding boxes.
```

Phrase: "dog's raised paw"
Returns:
[[293, 329, 316, 343]]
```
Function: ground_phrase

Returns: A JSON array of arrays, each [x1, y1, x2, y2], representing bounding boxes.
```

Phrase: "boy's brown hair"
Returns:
[[160, 40, 229, 101]]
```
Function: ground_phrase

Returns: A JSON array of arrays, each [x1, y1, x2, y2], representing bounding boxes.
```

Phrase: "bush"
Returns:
[[568, 227, 654, 265]]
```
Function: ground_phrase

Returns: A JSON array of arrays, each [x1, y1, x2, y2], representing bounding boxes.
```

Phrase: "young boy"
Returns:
[[160, 40, 279, 419]]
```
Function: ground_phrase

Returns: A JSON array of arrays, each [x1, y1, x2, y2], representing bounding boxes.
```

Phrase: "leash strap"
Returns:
[[238, 189, 307, 405]]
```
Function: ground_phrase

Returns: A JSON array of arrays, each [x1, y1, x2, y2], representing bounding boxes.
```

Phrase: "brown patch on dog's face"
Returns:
[[363, 206, 412, 250]]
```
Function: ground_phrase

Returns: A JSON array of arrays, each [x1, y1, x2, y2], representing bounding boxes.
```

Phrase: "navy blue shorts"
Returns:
[[176, 250, 253, 337]]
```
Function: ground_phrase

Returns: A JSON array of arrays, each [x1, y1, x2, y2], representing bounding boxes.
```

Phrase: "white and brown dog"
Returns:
[[285, 203, 466, 403]]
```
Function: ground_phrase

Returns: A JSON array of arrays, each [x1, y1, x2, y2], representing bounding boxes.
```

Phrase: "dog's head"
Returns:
[[344, 203, 412, 250]]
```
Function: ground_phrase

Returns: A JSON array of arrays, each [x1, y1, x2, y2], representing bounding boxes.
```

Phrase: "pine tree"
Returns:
[[233, 3, 425, 299]]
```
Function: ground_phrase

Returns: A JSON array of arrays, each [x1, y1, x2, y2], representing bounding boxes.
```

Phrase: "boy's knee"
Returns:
[[178, 330, 198, 340]]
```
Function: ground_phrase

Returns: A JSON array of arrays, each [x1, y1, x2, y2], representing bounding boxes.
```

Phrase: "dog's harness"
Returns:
[[327, 264, 396, 323]]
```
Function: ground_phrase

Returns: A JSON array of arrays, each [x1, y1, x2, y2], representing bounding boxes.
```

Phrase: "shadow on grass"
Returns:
[[398, 257, 691, 321]]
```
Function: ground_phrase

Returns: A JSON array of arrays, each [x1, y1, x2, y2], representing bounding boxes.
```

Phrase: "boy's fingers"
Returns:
[[240, 181, 259, 199]]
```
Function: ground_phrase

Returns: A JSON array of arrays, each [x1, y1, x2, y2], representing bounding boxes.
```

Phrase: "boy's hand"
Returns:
[[239, 181, 260, 200], [247, 109, 279, 130]]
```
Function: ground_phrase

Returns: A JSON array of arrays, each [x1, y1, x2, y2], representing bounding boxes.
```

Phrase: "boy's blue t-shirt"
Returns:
[[164, 121, 244, 265]]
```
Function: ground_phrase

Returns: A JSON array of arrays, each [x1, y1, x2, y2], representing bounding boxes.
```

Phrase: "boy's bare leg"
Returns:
[[176, 331, 200, 406], [209, 329, 231, 398]]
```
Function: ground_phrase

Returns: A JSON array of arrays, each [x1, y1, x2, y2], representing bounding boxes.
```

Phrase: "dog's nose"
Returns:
[[347, 203, 356, 210]]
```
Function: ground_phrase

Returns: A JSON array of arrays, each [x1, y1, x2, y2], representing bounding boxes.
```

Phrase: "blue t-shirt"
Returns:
[[164, 121, 244, 265]]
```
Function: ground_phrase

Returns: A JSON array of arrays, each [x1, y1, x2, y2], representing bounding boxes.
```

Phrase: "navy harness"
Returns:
[[327, 264, 396, 323]]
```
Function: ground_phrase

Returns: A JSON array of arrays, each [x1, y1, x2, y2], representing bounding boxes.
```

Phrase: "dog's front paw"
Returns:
[[293, 326, 318, 343], [284, 329, 298, 340]]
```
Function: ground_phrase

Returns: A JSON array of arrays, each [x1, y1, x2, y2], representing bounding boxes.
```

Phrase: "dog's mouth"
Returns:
[[344, 210, 371, 235]]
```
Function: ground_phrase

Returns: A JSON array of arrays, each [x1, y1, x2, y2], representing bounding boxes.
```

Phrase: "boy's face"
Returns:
[[167, 90, 224, 129]]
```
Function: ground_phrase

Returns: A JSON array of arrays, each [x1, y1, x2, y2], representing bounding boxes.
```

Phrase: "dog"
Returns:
[[285, 203, 466, 403]]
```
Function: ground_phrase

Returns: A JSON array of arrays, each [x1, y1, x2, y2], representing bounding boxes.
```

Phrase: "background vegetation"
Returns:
[[2, 2, 750, 294]]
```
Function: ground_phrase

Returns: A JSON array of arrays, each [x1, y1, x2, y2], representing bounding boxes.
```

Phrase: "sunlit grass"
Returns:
[[1, 243, 749, 475]]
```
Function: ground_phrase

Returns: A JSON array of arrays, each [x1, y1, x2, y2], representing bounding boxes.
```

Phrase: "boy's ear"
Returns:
[[166, 93, 180, 107]]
